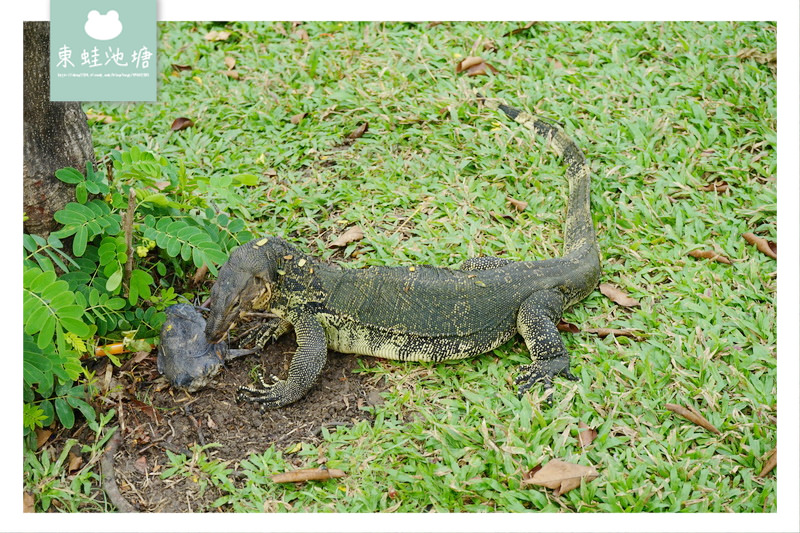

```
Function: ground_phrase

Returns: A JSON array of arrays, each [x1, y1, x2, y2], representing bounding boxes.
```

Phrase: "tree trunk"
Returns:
[[23, 21, 95, 236]]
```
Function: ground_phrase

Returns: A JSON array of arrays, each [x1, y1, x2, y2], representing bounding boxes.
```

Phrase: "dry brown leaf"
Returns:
[[455, 56, 499, 76], [86, 110, 114, 124], [698, 180, 729, 193], [35, 428, 52, 450], [688, 249, 732, 264], [192, 264, 209, 285], [742, 232, 777, 259], [546, 57, 564, 69], [503, 21, 536, 36], [222, 70, 239, 79], [584, 328, 643, 340], [134, 456, 148, 475], [347, 122, 369, 140], [521, 459, 599, 496], [23, 492, 34, 513], [665, 403, 721, 435], [265, 168, 278, 177], [224, 56, 236, 69], [274, 23, 288, 36], [577, 421, 598, 448], [295, 28, 309, 41], [170, 117, 194, 131], [557, 320, 581, 333], [737, 48, 776, 65], [67, 451, 83, 472], [272, 467, 346, 483], [507, 197, 528, 212], [290, 112, 307, 124], [758, 447, 776, 478], [599, 283, 640, 307], [204, 30, 231, 42], [329, 226, 364, 248], [171, 63, 192, 72]]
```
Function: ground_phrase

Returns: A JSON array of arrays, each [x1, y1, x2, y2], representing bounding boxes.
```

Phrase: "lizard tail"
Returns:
[[481, 95, 598, 260]]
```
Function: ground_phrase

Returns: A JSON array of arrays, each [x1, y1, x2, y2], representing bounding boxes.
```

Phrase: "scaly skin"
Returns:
[[205, 97, 601, 408]]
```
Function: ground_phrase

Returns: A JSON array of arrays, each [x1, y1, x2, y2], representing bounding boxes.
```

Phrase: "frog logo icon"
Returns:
[[84, 10, 123, 41]]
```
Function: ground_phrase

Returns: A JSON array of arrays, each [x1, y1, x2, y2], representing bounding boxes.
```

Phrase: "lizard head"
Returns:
[[205, 238, 282, 343]]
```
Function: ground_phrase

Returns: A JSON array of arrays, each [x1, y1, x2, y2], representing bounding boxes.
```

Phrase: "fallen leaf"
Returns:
[[170, 117, 194, 131], [329, 226, 364, 248], [204, 30, 231, 42], [274, 23, 288, 36], [743, 232, 777, 259], [665, 403, 721, 435], [599, 283, 640, 307], [272, 467, 346, 483], [688, 249, 732, 264], [521, 459, 599, 496], [507, 197, 528, 212], [557, 320, 581, 333], [265, 168, 278, 177], [546, 57, 564, 69], [192, 264, 209, 285], [584, 327, 643, 340], [153, 180, 170, 191], [67, 451, 83, 472], [577, 421, 597, 448], [503, 21, 536, 36], [221, 70, 239, 79], [35, 428, 52, 450], [85, 110, 114, 124], [295, 28, 309, 41], [206, 413, 217, 429], [290, 112, 307, 124], [737, 48, 776, 65], [171, 63, 192, 72], [347, 122, 369, 140], [758, 447, 776, 478], [134, 456, 148, 475], [23, 492, 34, 513], [224, 56, 236, 69], [698, 180, 729, 193], [455, 56, 499, 76]]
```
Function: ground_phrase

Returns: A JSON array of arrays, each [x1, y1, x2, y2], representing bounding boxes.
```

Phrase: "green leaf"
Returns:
[[54, 167, 84, 184], [75, 182, 88, 204], [54, 398, 75, 429], [233, 173, 259, 186], [73, 226, 88, 256], [106, 269, 123, 292]]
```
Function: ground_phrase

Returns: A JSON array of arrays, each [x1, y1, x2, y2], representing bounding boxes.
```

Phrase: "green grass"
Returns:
[[52, 21, 779, 512]]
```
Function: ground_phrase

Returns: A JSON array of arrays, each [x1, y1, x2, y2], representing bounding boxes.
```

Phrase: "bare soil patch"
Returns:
[[64, 331, 383, 512]]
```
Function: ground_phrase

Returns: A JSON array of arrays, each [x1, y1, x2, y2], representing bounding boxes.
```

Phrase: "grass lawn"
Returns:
[[36, 21, 778, 514]]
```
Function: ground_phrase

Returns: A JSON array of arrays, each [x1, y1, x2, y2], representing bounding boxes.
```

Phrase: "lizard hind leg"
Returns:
[[514, 290, 578, 398]]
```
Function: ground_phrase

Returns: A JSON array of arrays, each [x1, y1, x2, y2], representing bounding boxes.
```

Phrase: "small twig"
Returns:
[[272, 466, 346, 483], [122, 188, 136, 297], [665, 403, 721, 435], [183, 405, 206, 446], [100, 432, 138, 512]]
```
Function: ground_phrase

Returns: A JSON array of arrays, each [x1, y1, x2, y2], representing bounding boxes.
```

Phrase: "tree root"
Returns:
[[100, 431, 138, 512]]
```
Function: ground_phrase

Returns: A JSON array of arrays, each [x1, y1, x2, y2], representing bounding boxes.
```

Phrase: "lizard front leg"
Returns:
[[515, 290, 578, 397], [238, 317, 293, 349], [237, 314, 327, 409]]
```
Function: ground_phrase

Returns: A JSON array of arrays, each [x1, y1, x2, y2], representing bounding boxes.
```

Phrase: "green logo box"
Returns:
[[50, 0, 157, 101]]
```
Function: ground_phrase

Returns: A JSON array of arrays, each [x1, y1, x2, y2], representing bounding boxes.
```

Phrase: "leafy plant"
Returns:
[[22, 147, 253, 448]]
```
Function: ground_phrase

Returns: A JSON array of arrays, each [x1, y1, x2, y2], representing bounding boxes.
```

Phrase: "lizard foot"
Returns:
[[514, 360, 577, 399], [236, 370, 286, 410], [238, 318, 287, 348]]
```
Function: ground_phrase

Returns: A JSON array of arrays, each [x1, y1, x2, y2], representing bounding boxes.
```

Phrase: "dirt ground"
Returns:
[[64, 330, 385, 512]]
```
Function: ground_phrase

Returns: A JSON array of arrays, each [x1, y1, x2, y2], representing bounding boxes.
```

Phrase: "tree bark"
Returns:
[[23, 21, 95, 236]]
